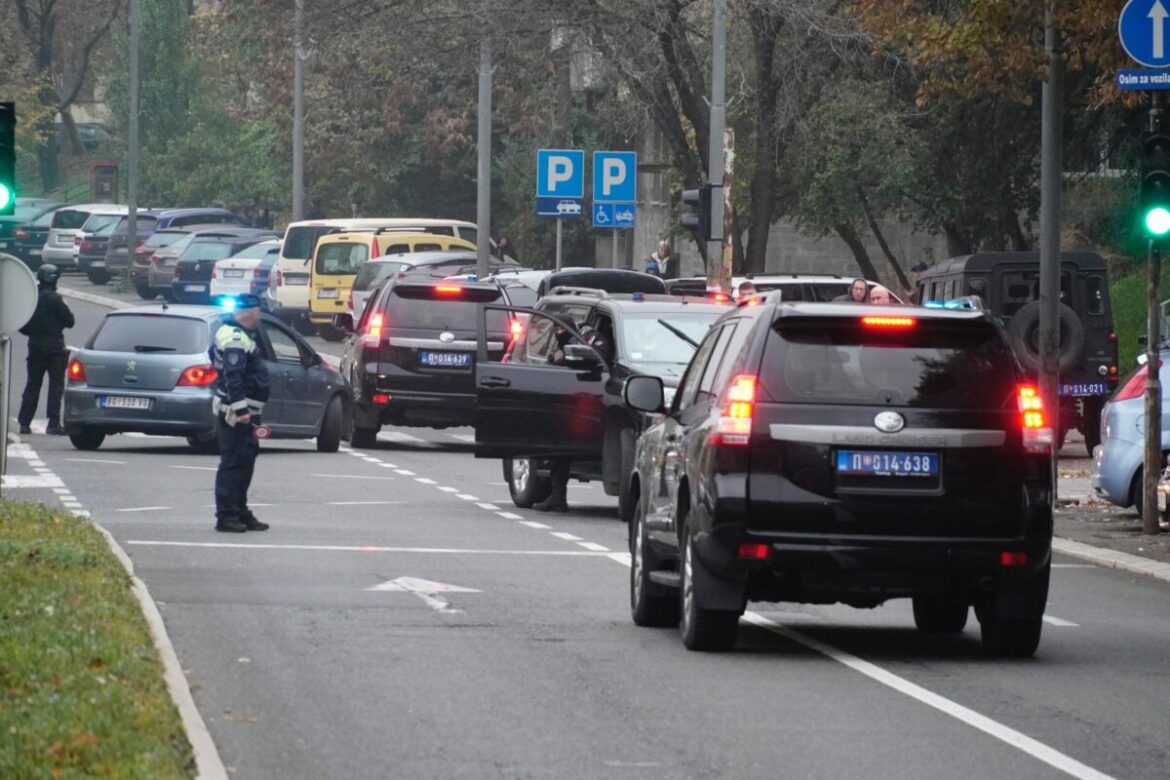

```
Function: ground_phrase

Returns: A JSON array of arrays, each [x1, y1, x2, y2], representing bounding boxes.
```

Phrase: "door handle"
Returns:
[[480, 376, 511, 389]]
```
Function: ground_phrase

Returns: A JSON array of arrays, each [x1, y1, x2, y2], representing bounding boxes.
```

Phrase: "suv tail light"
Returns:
[[1017, 385, 1053, 454], [346, 290, 354, 311], [714, 375, 757, 446], [79, 240, 92, 252], [177, 365, 218, 387], [67, 358, 87, 382], [361, 312, 385, 347], [272, 268, 283, 287], [150, 253, 162, 266], [74, 235, 82, 246], [509, 317, 524, 343], [1115, 365, 1149, 402], [861, 315, 916, 329]]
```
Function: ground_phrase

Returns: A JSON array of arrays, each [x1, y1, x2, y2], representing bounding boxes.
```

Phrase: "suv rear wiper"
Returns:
[[656, 319, 699, 349], [133, 345, 176, 353]]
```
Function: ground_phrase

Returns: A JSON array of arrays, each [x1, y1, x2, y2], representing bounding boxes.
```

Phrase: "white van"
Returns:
[[42, 203, 128, 269], [265, 218, 478, 331]]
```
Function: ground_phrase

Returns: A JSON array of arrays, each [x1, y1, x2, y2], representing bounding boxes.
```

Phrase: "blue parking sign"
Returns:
[[592, 202, 614, 227], [1120, 0, 1170, 68], [593, 151, 636, 203], [537, 149, 584, 199]]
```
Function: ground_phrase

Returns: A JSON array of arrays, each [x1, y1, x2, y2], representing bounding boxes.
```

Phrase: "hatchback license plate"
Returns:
[[836, 450, 938, 477], [1059, 381, 1107, 396], [419, 350, 471, 368], [317, 289, 339, 299], [223, 269, 245, 279], [99, 396, 151, 410]]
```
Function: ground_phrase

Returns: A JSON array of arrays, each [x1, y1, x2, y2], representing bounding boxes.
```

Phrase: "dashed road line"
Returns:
[[117, 506, 174, 513], [1042, 615, 1079, 628], [576, 541, 610, 552], [126, 540, 614, 556], [456, 493, 479, 501], [551, 531, 584, 542], [519, 520, 552, 529], [476, 502, 500, 511], [66, 457, 127, 465], [497, 512, 524, 521]]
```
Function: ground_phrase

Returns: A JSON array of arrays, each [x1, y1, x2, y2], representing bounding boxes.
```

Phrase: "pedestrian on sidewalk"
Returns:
[[210, 294, 271, 533], [17, 264, 74, 436]]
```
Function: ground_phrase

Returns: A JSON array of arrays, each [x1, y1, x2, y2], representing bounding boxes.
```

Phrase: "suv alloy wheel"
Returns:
[[629, 493, 680, 627], [506, 458, 552, 508]]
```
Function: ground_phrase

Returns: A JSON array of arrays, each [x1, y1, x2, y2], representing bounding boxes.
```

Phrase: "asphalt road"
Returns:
[[3, 282, 1170, 779]]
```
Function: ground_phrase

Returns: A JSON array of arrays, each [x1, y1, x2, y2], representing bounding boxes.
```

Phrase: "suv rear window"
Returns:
[[52, 210, 92, 230], [316, 242, 369, 274], [181, 242, 237, 262], [388, 288, 506, 331], [354, 261, 407, 291], [759, 318, 1018, 409], [81, 214, 124, 233], [91, 315, 211, 354], [283, 225, 335, 260]]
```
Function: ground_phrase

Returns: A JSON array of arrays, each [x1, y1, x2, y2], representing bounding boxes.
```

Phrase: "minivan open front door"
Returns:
[[474, 306, 606, 460]]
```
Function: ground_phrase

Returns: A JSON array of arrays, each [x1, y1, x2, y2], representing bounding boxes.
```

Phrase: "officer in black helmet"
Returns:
[[17, 264, 74, 435], [209, 294, 271, 533]]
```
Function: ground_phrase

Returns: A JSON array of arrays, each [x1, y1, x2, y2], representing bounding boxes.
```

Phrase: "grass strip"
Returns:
[[0, 500, 194, 778]]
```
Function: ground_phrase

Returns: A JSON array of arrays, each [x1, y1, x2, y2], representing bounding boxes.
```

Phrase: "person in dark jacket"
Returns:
[[17, 265, 74, 435], [209, 294, 272, 533], [253, 206, 273, 230]]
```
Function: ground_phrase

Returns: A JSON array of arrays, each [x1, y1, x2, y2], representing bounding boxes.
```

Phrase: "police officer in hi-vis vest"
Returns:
[[209, 294, 271, 533]]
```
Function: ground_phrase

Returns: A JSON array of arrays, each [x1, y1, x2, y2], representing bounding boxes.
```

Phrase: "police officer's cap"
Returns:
[[235, 293, 261, 310]]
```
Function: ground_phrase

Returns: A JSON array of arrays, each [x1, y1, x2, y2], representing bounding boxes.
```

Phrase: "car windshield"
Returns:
[[229, 242, 279, 261], [181, 241, 240, 262], [283, 225, 335, 260], [759, 319, 1019, 408], [619, 312, 722, 364], [90, 315, 211, 354], [316, 242, 369, 275], [146, 231, 186, 249], [353, 261, 407, 291], [14, 203, 52, 221], [82, 214, 123, 233]]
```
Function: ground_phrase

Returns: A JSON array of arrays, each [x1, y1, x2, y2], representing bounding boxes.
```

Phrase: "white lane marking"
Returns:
[[415, 477, 437, 485], [312, 473, 396, 480], [70, 510, 91, 518], [326, 501, 404, 506], [1042, 615, 1079, 627], [551, 532, 583, 542], [606, 552, 632, 566], [53, 487, 71, 494], [378, 463, 398, 468], [497, 512, 523, 520], [456, 493, 479, 501], [577, 541, 610, 552], [742, 613, 1111, 780], [476, 502, 500, 511], [1, 474, 64, 488], [65, 458, 127, 465], [1052, 564, 1095, 569], [367, 576, 480, 614], [447, 433, 475, 443], [28, 459, 45, 467], [170, 465, 217, 472], [438, 486, 459, 493], [126, 541, 614, 556], [519, 520, 551, 529], [116, 506, 173, 513], [394, 469, 416, 476], [377, 430, 425, 443]]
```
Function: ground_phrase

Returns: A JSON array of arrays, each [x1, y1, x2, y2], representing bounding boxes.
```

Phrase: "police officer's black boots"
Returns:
[[533, 480, 568, 512], [239, 511, 269, 532], [215, 514, 247, 533]]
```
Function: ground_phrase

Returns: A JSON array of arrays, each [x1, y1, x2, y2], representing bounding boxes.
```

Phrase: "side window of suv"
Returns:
[[696, 323, 738, 402], [675, 324, 724, 413], [515, 312, 585, 367]]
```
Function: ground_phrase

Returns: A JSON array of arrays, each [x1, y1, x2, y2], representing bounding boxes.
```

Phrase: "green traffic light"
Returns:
[[1147, 206, 1170, 237], [0, 182, 11, 211]]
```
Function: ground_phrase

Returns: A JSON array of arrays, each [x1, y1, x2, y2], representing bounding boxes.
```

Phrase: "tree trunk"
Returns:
[[857, 186, 910, 290], [944, 223, 973, 256], [745, 9, 782, 275], [59, 108, 85, 157], [835, 223, 881, 281]]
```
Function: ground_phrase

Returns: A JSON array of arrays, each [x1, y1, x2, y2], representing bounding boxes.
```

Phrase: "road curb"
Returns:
[[1053, 537, 1170, 584], [59, 285, 133, 310]]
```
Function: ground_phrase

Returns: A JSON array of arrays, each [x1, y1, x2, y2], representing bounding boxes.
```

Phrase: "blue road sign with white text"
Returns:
[[537, 149, 584, 199], [1118, 69, 1170, 90], [1120, 0, 1170, 69], [593, 151, 637, 203], [536, 197, 584, 218]]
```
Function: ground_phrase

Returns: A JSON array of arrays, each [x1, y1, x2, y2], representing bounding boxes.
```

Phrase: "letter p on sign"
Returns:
[[537, 149, 584, 198], [592, 151, 637, 203], [549, 156, 573, 189], [601, 159, 626, 197]]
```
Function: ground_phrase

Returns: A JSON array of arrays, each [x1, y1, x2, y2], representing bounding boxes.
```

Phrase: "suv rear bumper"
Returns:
[[359, 390, 477, 429]]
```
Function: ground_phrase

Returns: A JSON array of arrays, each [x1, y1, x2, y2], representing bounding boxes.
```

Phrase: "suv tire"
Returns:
[[912, 596, 968, 635], [69, 428, 105, 451], [980, 616, 1043, 657], [318, 324, 345, 343], [506, 458, 552, 508], [317, 397, 342, 453], [86, 269, 110, 285], [630, 493, 681, 627], [350, 416, 378, 449], [679, 517, 739, 652], [1008, 301, 1085, 374]]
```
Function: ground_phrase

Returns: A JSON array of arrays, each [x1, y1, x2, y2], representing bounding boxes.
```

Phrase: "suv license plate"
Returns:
[[1060, 381, 1107, 396], [317, 289, 340, 299], [99, 396, 151, 410], [419, 351, 471, 368], [836, 450, 938, 477]]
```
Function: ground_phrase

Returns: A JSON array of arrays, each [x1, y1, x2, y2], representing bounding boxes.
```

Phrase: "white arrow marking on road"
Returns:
[[1152, 0, 1169, 59], [366, 576, 481, 614]]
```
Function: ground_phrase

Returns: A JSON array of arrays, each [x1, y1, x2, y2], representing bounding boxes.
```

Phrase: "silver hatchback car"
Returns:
[[1090, 357, 1170, 513], [64, 304, 349, 452]]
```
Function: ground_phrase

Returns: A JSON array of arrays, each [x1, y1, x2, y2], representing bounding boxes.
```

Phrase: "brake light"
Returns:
[[177, 364, 218, 387], [1000, 551, 1029, 567], [711, 292, 729, 303], [272, 268, 283, 287], [372, 393, 391, 405], [861, 316, 915, 329], [509, 318, 524, 343], [150, 253, 162, 266], [253, 267, 267, 279], [435, 285, 462, 295], [1115, 366, 1148, 402], [1108, 332, 1117, 343], [737, 543, 770, 560], [73, 236, 82, 246], [714, 375, 757, 445], [1017, 385, 1053, 454], [67, 358, 87, 382], [79, 240, 92, 251], [346, 290, 354, 311], [361, 312, 385, 347]]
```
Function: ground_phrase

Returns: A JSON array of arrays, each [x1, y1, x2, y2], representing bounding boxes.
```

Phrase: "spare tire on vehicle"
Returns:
[[1007, 300, 1085, 374]]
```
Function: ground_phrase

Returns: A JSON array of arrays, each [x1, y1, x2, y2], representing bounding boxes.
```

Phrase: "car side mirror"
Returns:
[[624, 375, 665, 413], [333, 313, 354, 333], [563, 343, 601, 369]]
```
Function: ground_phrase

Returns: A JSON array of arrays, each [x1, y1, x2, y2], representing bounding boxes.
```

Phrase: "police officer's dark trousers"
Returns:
[[214, 414, 260, 523], [18, 348, 67, 428]]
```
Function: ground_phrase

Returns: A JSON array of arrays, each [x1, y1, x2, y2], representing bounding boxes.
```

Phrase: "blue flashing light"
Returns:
[[467, 274, 478, 282], [632, 292, 645, 301], [923, 300, 944, 308], [217, 296, 238, 312]]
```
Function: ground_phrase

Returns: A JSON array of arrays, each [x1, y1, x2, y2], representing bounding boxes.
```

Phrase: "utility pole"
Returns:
[[475, 11, 492, 279], [719, 129, 734, 289], [1038, 7, 1062, 478], [126, 0, 140, 272], [292, 0, 305, 222], [705, 0, 727, 292], [1144, 94, 1166, 535]]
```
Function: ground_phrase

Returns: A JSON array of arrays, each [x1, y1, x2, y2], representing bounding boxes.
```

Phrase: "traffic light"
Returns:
[[681, 184, 711, 242], [0, 102, 14, 217], [1141, 128, 1170, 237]]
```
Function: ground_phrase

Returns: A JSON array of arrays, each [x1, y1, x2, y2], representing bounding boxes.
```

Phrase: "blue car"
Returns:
[[1091, 357, 1170, 513]]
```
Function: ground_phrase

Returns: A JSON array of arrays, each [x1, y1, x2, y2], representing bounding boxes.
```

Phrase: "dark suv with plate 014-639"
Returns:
[[622, 297, 1055, 655]]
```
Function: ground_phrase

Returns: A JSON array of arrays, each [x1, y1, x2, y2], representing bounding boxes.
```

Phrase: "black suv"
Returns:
[[622, 298, 1055, 655], [915, 252, 1116, 455], [474, 290, 728, 517], [338, 277, 528, 446]]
